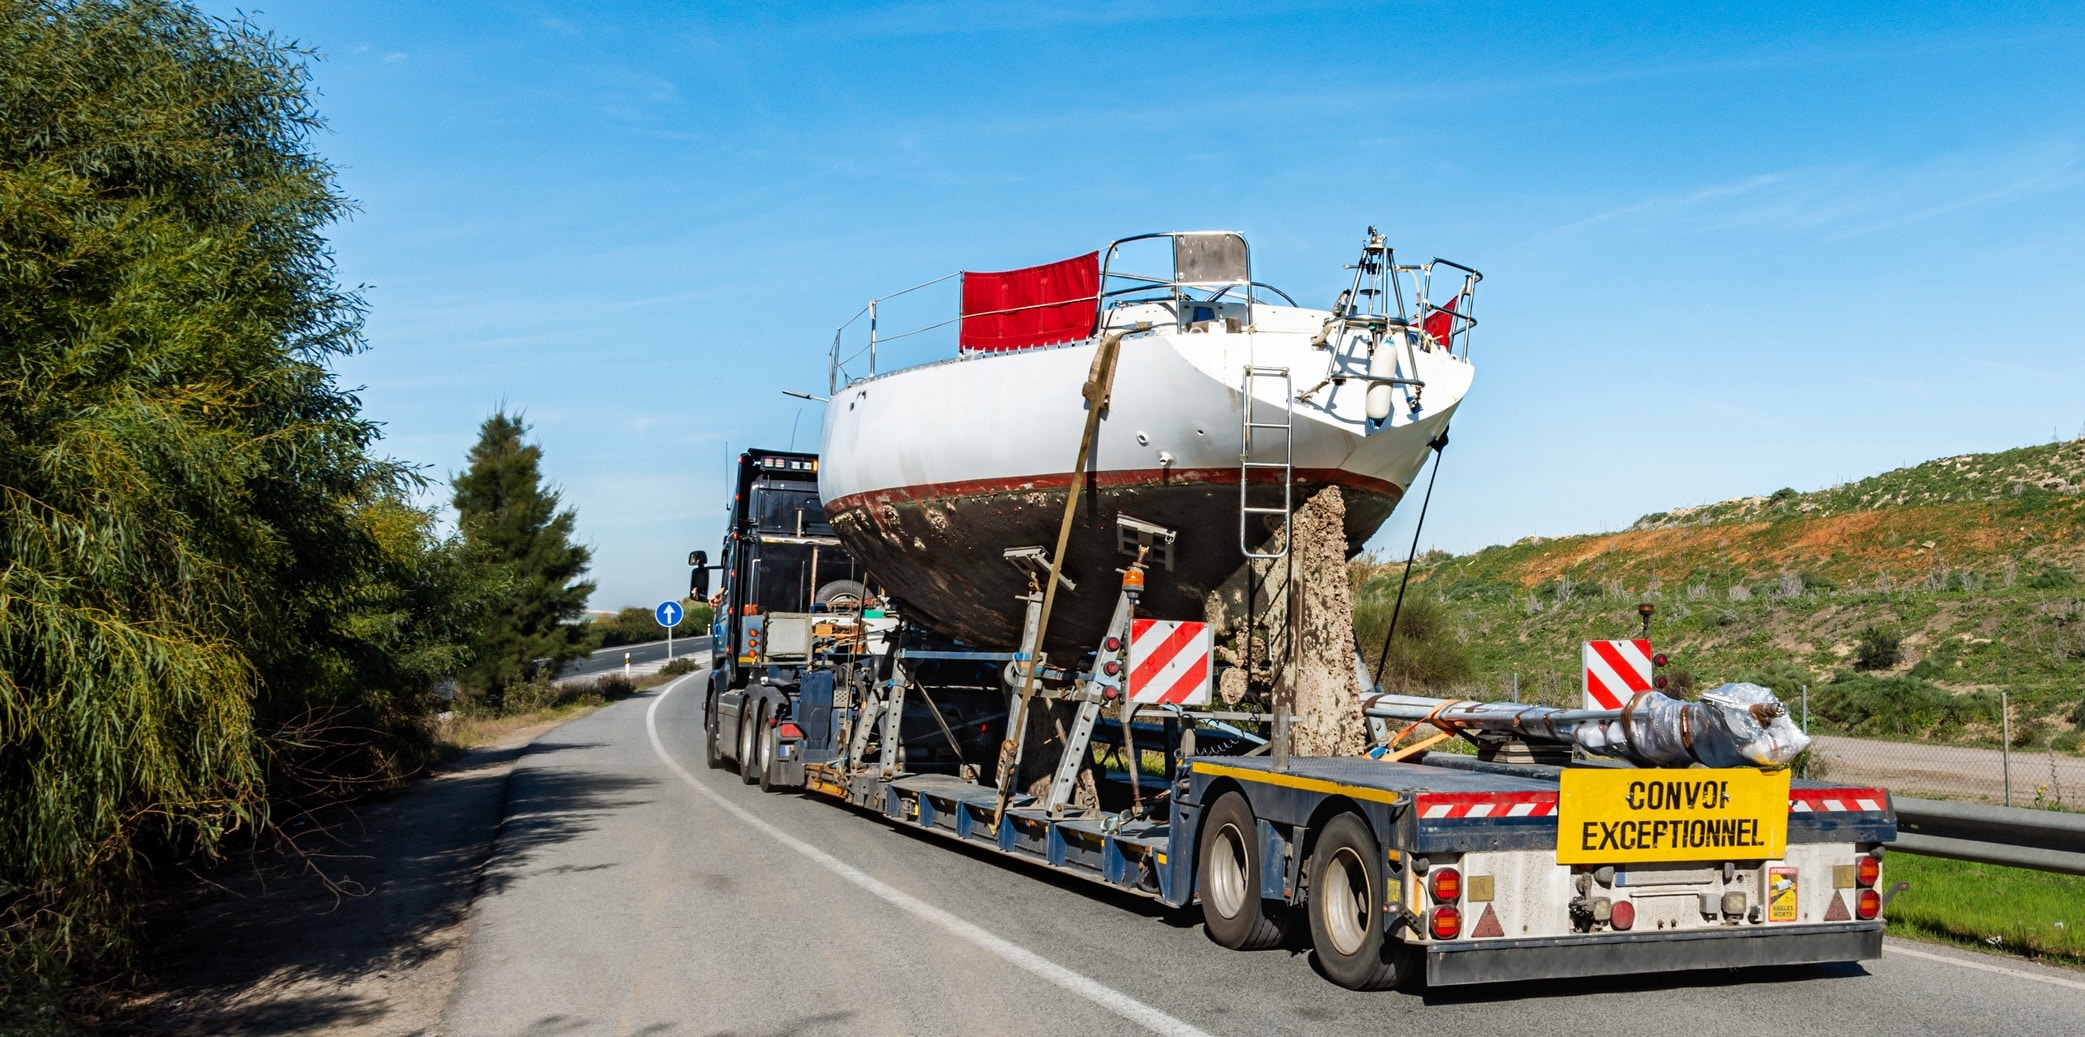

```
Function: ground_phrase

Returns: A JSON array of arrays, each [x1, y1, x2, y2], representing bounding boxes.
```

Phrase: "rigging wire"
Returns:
[[1373, 429, 1450, 689]]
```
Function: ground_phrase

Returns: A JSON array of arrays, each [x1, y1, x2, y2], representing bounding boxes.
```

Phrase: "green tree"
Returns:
[[1, 2, 482, 1021], [453, 412, 595, 706]]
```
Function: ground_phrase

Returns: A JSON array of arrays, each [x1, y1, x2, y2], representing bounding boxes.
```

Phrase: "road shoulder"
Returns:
[[108, 718, 578, 1036]]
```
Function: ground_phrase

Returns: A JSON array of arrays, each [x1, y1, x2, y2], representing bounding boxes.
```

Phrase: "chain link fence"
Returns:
[[1805, 690, 2084, 811]]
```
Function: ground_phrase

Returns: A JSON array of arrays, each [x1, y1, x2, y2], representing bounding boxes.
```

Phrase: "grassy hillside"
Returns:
[[1354, 438, 2085, 751]]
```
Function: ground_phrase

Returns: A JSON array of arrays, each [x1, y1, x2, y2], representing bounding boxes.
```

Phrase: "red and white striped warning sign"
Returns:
[[1788, 788, 1888, 813], [1415, 791, 1559, 819], [1127, 619, 1212, 705], [1582, 639, 1654, 710]]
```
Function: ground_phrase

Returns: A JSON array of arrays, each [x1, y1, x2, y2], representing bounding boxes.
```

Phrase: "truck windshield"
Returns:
[[750, 482, 831, 535]]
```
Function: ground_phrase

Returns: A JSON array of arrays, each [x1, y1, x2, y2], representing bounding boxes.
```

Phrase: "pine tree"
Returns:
[[452, 411, 596, 704]]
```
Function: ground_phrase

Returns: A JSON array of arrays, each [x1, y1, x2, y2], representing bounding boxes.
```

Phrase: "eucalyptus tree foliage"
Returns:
[[0, 0, 482, 1001], [453, 412, 596, 706]]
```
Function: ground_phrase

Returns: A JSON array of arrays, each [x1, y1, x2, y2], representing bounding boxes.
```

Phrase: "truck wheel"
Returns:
[[738, 706, 762, 785], [1197, 792, 1289, 950], [704, 696, 726, 770], [1307, 812, 1415, 991]]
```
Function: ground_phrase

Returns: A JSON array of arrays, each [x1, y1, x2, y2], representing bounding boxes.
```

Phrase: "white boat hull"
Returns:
[[819, 302, 1473, 650]]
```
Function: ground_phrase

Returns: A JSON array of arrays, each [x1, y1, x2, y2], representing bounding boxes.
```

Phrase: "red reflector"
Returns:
[[1855, 856, 1880, 888], [1104, 637, 1122, 652], [1429, 906, 1461, 940], [1855, 889, 1881, 920], [778, 723, 804, 739], [1610, 899, 1636, 931], [1103, 660, 1120, 676], [1652, 653, 1669, 667], [1428, 867, 1462, 903]]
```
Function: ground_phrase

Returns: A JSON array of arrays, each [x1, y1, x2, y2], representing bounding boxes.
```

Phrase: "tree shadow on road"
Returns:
[[106, 736, 656, 1035]]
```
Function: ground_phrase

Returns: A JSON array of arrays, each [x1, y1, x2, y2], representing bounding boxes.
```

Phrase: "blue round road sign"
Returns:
[[655, 600, 684, 628]]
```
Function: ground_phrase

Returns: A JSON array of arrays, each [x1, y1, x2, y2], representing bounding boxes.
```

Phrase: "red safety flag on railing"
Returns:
[[1422, 294, 1459, 348], [958, 251, 1101, 352]]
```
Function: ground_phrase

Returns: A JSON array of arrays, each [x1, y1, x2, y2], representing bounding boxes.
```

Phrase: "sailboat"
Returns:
[[817, 229, 1479, 652]]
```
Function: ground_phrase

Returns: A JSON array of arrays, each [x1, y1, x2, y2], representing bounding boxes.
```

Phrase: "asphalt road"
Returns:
[[559, 636, 713, 681], [441, 665, 2085, 1037]]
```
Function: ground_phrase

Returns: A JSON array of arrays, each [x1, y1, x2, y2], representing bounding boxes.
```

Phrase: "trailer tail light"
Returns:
[[1855, 889, 1881, 920], [1429, 906, 1462, 940], [1428, 867, 1461, 903], [1610, 899, 1636, 931], [778, 722, 805, 739], [1855, 856, 1880, 888]]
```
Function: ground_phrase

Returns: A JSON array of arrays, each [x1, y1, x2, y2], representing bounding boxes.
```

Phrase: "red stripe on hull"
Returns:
[[825, 466, 1401, 515]]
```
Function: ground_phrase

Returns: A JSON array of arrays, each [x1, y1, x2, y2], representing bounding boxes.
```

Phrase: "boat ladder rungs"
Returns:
[[1239, 365, 1294, 560]]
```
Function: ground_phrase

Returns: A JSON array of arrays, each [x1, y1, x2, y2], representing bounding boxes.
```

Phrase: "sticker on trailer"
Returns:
[[1582, 639, 1653, 710], [1767, 867, 1799, 922], [1127, 619, 1212, 705]]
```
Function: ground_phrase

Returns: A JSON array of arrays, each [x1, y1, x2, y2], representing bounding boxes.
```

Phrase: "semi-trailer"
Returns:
[[694, 447, 1897, 991]]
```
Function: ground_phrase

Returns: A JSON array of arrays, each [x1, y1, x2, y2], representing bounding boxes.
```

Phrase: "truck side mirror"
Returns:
[[690, 564, 710, 601], [688, 550, 707, 567]]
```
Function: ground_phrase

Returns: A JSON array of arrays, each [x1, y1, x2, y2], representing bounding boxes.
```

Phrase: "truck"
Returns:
[[691, 449, 1897, 990], [697, 448, 1003, 790]]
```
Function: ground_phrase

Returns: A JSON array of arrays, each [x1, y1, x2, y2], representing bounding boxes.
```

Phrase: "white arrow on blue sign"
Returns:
[[655, 600, 684, 628]]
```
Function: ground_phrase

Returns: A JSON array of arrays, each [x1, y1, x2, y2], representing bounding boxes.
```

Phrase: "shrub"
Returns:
[[589, 604, 714, 649], [1737, 660, 1812, 702], [1810, 674, 1999, 738], [1853, 624, 1902, 670], [2024, 564, 2079, 590], [659, 657, 700, 677], [1355, 597, 1474, 693]]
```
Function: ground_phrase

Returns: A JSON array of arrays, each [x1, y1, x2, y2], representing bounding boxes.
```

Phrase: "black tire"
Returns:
[[813, 580, 868, 609], [1197, 792, 1290, 950], [704, 694, 726, 770], [756, 718, 783, 793], [1306, 812, 1417, 991], [738, 703, 763, 785]]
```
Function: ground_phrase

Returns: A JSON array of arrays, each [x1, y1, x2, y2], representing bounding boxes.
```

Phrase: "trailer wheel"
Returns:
[[1197, 792, 1289, 950], [738, 705, 762, 785], [1306, 812, 1416, 990]]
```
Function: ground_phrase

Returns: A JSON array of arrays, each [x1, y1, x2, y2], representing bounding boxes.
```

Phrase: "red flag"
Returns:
[[1422, 295, 1458, 348], [958, 252, 1101, 352]]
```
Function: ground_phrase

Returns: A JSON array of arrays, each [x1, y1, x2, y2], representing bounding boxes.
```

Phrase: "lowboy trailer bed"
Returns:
[[798, 747, 1894, 989]]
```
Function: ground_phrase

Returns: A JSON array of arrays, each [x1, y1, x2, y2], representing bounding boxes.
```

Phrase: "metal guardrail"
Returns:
[[1890, 796, 2085, 875]]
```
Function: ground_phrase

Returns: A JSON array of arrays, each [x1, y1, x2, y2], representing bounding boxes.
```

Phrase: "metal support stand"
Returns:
[[878, 657, 911, 779], [995, 589, 1047, 800], [1042, 573, 1139, 816]]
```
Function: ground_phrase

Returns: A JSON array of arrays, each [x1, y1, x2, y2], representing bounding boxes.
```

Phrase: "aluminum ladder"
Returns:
[[1238, 365, 1295, 559]]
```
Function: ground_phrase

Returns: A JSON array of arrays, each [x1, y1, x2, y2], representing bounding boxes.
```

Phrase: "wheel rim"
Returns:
[[1320, 846, 1372, 956], [757, 720, 773, 775], [741, 717, 755, 761], [1207, 822, 1249, 919]]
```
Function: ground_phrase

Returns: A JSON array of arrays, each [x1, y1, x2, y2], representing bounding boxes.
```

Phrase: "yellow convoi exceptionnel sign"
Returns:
[[1557, 768, 1791, 865]]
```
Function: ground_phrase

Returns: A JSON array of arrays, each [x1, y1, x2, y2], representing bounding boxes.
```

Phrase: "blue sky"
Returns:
[[209, 2, 2085, 611]]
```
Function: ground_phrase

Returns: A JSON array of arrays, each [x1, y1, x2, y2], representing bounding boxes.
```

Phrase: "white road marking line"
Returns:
[[645, 676, 1220, 1037], [1886, 940, 2085, 992]]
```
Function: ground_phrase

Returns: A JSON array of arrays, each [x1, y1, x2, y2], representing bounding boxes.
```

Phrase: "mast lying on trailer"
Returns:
[[1363, 682, 1812, 770]]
